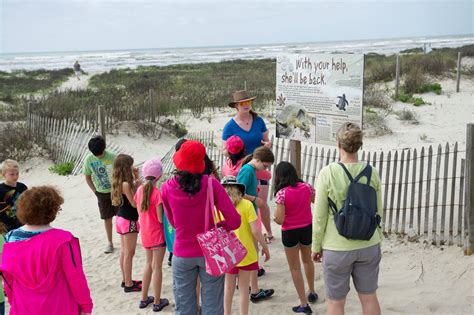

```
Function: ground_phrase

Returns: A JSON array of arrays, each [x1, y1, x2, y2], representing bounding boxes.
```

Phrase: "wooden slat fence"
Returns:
[[188, 131, 467, 247], [28, 113, 129, 175]]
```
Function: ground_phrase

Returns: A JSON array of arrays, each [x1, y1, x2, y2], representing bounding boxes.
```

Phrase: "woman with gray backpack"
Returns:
[[312, 122, 383, 315]]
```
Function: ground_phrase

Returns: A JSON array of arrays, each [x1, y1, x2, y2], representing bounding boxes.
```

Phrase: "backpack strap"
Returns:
[[353, 164, 372, 184], [328, 197, 338, 215], [338, 162, 354, 182]]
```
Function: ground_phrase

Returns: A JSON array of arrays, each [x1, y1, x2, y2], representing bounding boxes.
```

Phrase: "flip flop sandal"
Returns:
[[153, 298, 169, 312], [139, 296, 154, 309], [121, 280, 142, 288], [257, 268, 266, 277]]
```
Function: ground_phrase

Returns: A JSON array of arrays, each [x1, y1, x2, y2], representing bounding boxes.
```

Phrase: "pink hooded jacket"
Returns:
[[1, 228, 93, 314]]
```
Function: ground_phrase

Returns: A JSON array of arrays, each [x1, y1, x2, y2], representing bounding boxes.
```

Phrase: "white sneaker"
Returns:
[[104, 244, 114, 254]]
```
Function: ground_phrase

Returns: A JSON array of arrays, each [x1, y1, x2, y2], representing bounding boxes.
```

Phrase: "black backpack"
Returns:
[[328, 162, 381, 241]]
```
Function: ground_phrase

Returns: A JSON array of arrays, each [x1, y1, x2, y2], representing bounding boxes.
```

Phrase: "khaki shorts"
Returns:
[[322, 244, 381, 300], [95, 191, 117, 220]]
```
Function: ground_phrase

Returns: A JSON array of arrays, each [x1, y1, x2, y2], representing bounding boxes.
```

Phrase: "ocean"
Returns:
[[0, 35, 473, 73]]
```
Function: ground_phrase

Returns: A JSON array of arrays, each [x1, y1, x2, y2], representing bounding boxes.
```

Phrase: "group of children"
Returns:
[[0, 132, 320, 314]]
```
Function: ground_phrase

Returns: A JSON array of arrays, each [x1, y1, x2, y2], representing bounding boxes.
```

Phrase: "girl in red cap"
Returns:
[[222, 135, 246, 177], [161, 140, 241, 315]]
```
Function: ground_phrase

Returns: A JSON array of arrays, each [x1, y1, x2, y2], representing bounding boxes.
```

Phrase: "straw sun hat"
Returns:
[[228, 90, 256, 107]]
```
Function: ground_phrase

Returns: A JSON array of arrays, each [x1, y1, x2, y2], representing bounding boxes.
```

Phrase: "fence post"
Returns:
[[26, 102, 31, 139], [464, 123, 473, 255], [149, 89, 155, 122], [289, 140, 302, 177], [98, 105, 106, 141], [395, 54, 400, 98], [456, 52, 462, 93]]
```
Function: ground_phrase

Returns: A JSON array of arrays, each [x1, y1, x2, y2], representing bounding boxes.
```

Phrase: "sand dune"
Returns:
[[8, 70, 474, 314]]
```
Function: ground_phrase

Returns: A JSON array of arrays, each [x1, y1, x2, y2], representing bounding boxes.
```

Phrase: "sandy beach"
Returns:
[[8, 68, 473, 314]]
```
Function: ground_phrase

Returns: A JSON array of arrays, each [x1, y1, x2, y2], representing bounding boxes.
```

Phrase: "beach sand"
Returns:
[[9, 69, 474, 314]]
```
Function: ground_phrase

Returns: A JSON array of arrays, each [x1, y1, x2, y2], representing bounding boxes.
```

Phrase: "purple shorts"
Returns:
[[116, 216, 139, 235]]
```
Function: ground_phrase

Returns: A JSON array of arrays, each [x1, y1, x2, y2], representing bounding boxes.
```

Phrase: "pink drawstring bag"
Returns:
[[197, 176, 247, 276]]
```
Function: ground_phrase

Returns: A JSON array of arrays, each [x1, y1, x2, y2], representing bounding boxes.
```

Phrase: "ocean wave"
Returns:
[[1, 35, 472, 72]]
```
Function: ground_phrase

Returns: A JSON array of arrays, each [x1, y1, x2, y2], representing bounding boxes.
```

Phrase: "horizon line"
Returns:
[[1, 33, 472, 56]]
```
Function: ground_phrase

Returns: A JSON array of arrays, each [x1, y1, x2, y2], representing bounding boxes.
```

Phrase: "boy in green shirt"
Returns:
[[83, 136, 117, 254]]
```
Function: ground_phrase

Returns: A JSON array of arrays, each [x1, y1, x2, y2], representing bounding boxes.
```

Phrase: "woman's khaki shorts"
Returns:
[[322, 244, 381, 300]]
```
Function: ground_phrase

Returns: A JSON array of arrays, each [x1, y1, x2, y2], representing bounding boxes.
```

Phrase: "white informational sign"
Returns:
[[275, 54, 364, 145]]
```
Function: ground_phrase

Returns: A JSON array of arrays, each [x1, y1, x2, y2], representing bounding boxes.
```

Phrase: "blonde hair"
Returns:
[[336, 122, 363, 154], [111, 154, 136, 207], [1, 159, 19, 175], [224, 185, 243, 206], [140, 177, 156, 212]]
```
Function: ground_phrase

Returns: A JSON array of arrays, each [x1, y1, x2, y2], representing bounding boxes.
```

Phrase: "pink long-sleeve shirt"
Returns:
[[1, 229, 93, 314], [161, 175, 241, 257]]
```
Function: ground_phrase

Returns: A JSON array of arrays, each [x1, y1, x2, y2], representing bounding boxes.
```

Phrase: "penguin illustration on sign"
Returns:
[[336, 94, 349, 111]]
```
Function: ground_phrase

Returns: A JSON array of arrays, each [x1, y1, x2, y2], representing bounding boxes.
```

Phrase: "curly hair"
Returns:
[[223, 185, 243, 206], [111, 154, 136, 207], [16, 186, 63, 225], [336, 122, 363, 153]]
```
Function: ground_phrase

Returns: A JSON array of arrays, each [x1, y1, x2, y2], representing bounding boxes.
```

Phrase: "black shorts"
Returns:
[[281, 224, 312, 248], [95, 192, 118, 220]]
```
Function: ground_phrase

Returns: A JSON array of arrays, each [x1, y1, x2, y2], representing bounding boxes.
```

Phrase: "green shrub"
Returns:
[[0, 68, 73, 98], [429, 83, 442, 95], [0, 122, 40, 161], [396, 93, 411, 103], [400, 47, 424, 54], [363, 85, 391, 110], [403, 68, 429, 94], [363, 108, 392, 136], [395, 109, 418, 122], [48, 162, 74, 176], [413, 97, 425, 106]]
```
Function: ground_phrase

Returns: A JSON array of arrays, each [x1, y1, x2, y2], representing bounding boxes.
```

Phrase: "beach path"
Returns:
[[58, 74, 91, 92]]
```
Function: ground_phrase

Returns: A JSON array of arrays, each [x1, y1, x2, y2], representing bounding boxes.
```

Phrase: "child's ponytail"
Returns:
[[140, 177, 155, 211], [241, 153, 254, 166]]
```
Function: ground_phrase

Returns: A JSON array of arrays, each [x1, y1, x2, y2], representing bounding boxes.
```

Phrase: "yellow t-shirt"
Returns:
[[233, 199, 258, 267]]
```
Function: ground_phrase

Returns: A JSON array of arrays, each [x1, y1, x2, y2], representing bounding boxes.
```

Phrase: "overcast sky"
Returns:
[[1, 0, 472, 54]]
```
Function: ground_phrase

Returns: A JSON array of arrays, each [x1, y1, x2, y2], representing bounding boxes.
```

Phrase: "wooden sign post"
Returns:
[[289, 139, 302, 178]]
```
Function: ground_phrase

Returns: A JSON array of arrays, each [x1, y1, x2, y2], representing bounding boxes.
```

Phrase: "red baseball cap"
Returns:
[[173, 140, 206, 174], [226, 135, 245, 154]]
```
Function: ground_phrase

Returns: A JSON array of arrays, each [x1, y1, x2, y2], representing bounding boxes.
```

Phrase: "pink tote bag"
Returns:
[[197, 176, 247, 276]]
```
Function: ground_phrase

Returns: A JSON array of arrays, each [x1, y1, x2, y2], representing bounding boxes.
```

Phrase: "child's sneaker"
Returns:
[[124, 282, 142, 293], [307, 292, 318, 303], [292, 304, 313, 313], [104, 244, 114, 254], [250, 289, 274, 302]]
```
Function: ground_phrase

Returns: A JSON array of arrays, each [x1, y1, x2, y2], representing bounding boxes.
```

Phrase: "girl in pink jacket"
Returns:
[[1, 186, 93, 315]]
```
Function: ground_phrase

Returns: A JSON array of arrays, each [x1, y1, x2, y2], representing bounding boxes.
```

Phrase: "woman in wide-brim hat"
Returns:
[[222, 90, 275, 243], [222, 90, 271, 156], [160, 140, 241, 315]]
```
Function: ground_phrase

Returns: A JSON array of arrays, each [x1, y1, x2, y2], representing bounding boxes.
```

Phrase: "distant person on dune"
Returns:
[[74, 60, 82, 81]]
